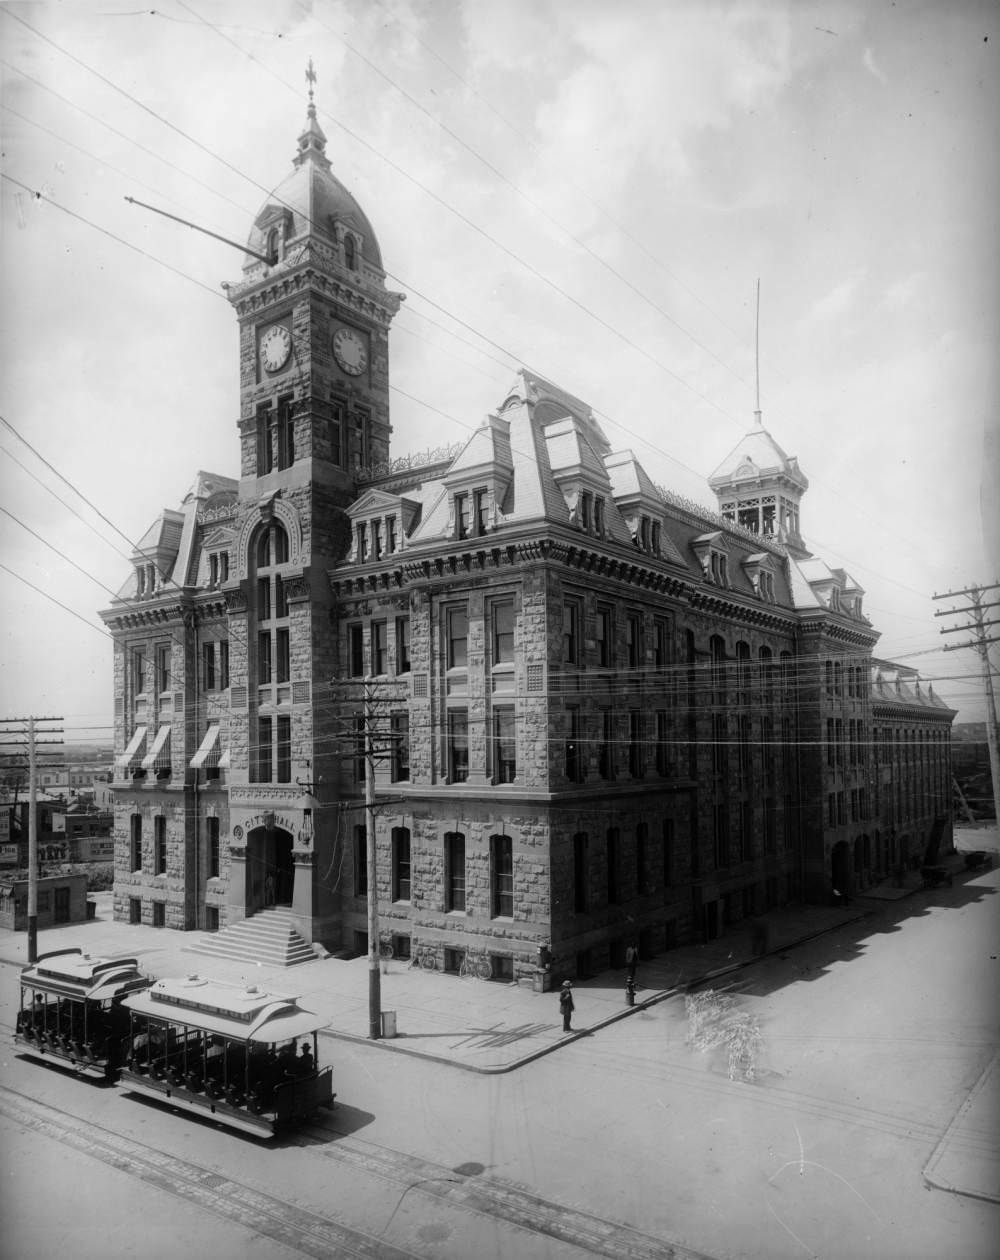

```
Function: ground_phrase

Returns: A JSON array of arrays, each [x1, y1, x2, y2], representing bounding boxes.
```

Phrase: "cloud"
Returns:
[[809, 270, 867, 322], [862, 47, 888, 84]]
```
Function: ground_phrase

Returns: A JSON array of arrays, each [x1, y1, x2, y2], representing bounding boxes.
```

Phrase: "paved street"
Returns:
[[1, 847, 998, 1259]]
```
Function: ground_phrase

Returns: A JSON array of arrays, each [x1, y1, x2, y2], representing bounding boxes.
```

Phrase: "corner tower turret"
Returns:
[[708, 412, 811, 559]]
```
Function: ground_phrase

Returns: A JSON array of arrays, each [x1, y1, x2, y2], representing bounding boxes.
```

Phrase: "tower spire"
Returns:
[[754, 277, 762, 428], [294, 58, 330, 171]]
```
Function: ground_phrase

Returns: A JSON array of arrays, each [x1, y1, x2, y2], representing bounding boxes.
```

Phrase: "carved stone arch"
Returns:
[[234, 495, 304, 580]]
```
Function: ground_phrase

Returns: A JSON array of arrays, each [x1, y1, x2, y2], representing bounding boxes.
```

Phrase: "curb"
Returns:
[[322, 908, 871, 1075], [923, 1051, 1000, 1204]]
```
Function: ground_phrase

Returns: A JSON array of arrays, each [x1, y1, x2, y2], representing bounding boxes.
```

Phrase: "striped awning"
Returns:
[[115, 726, 147, 771], [141, 725, 171, 771], [190, 724, 221, 769]]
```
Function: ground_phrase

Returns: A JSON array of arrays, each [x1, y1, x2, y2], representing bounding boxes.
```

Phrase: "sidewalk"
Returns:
[[2, 895, 869, 1075]]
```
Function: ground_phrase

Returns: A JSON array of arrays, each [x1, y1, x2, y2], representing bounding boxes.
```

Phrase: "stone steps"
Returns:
[[184, 908, 316, 968]]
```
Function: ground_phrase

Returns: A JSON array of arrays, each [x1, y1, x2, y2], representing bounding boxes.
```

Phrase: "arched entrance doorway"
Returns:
[[831, 840, 851, 902], [246, 825, 294, 913]]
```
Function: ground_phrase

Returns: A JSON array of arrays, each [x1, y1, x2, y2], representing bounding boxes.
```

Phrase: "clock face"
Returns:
[[333, 327, 368, 376], [260, 324, 291, 373]]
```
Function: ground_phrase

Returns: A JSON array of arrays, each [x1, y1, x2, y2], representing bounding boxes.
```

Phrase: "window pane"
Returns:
[[448, 710, 469, 782], [448, 609, 468, 669], [276, 715, 291, 782], [446, 833, 466, 911], [493, 602, 514, 664]]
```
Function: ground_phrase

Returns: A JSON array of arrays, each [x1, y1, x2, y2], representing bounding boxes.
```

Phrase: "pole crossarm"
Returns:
[[940, 619, 1000, 635], [943, 635, 1000, 653], [932, 581, 1000, 600]]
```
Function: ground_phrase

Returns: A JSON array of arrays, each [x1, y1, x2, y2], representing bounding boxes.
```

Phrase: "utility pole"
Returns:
[[0, 715, 63, 962], [934, 581, 1000, 826], [331, 678, 404, 1040]]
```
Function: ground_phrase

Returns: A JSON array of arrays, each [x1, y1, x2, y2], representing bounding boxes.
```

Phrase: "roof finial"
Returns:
[[753, 278, 762, 428], [306, 58, 317, 108]]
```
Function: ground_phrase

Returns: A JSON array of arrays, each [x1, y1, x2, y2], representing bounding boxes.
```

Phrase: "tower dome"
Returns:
[[243, 64, 383, 275]]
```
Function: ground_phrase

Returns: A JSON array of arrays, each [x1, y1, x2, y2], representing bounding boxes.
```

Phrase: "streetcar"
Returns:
[[14, 947, 152, 1080], [119, 973, 335, 1137]]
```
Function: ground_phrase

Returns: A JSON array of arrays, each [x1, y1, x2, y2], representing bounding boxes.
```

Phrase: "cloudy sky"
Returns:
[[1, 0, 997, 745]]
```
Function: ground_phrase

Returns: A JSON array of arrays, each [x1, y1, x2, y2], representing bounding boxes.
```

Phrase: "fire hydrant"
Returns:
[[625, 979, 636, 1007]]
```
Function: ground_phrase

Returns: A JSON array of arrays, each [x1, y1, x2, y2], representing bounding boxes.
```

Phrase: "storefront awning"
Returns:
[[115, 726, 147, 771], [190, 724, 221, 769], [141, 725, 171, 771], [217, 747, 231, 769]]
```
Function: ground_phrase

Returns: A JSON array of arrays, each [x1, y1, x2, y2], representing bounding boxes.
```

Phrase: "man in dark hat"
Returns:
[[559, 980, 575, 1033]]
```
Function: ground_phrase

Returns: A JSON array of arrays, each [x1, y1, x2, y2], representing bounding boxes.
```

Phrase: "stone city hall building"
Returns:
[[100, 87, 954, 979]]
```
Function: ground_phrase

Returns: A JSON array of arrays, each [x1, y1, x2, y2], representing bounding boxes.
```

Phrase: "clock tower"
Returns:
[[220, 65, 403, 948]]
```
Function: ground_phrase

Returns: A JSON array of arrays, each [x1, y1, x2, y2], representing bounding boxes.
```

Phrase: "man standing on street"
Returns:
[[559, 980, 575, 1032], [626, 940, 639, 985]]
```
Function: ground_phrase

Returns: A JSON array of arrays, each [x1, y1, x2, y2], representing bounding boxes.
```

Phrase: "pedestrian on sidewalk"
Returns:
[[625, 940, 639, 984], [559, 980, 575, 1032]]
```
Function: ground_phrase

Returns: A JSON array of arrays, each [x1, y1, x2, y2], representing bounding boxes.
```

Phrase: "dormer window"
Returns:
[[830, 586, 840, 611], [759, 571, 775, 601], [372, 520, 383, 560], [710, 551, 728, 585], [639, 516, 651, 550], [266, 227, 280, 265], [454, 488, 489, 540], [594, 496, 605, 536], [136, 567, 145, 596], [344, 235, 356, 270], [356, 523, 369, 562], [386, 516, 397, 554], [651, 520, 661, 555], [580, 492, 592, 531]]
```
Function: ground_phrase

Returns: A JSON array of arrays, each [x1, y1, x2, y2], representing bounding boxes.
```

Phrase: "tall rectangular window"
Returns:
[[636, 822, 648, 895], [563, 601, 580, 664], [565, 705, 581, 782], [599, 710, 614, 779], [276, 395, 295, 469], [356, 523, 368, 562], [133, 647, 146, 695], [493, 601, 515, 664], [494, 709, 516, 783], [573, 833, 588, 912], [740, 800, 752, 861], [765, 798, 777, 852], [448, 710, 469, 782], [445, 832, 466, 911], [154, 816, 167, 875], [386, 515, 397, 553], [653, 619, 669, 670], [662, 818, 674, 887], [276, 628, 290, 684], [131, 814, 142, 872], [256, 402, 273, 475], [606, 828, 620, 904], [455, 492, 470, 539], [350, 625, 364, 677], [276, 715, 291, 782], [395, 617, 410, 673], [656, 710, 670, 775], [712, 713, 727, 776], [447, 608, 468, 669], [354, 825, 367, 896], [390, 713, 409, 782], [597, 606, 612, 667], [207, 816, 220, 878], [392, 828, 411, 901], [257, 632, 272, 685], [714, 803, 729, 869], [219, 639, 230, 690], [627, 613, 642, 668], [372, 621, 387, 675], [156, 645, 170, 694], [255, 716, 272, 783], [474, 488, 489, 535], [372, 520, 383, 560], [628, 710, 643, 778], [491, 834, 513, 918]]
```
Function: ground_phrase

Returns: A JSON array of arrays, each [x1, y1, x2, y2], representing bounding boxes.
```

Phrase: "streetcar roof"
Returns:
[[121, 975, 327, 1043], [20, 948, 150, 1000]]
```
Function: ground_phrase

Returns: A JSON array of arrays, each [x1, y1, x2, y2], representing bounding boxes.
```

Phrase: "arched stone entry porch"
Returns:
[[246, 824, 294, 913]]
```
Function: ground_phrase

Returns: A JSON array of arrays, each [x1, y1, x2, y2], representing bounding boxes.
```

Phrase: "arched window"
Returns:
[[266, 227, 279, 265], [251, 520, 292, 783]]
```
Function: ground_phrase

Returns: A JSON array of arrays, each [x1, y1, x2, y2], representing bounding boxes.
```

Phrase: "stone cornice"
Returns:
[[101, 599, 193, 632], [228, 257, 402, 328]]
